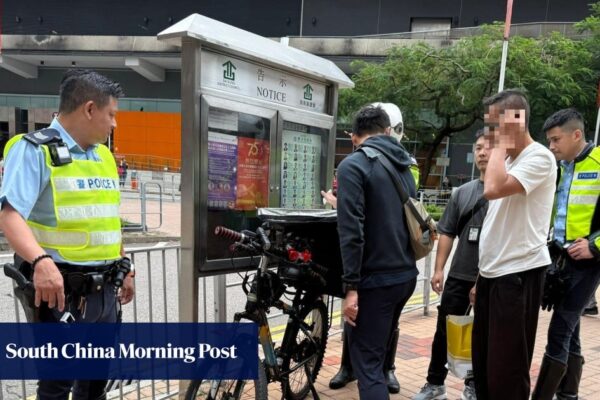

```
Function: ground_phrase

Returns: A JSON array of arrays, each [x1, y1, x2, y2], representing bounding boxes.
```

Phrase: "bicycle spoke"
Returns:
[[281, 302, 328, 399]]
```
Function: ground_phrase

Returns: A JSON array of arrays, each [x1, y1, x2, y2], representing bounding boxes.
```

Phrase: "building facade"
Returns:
[[0, 1, 593, 177]]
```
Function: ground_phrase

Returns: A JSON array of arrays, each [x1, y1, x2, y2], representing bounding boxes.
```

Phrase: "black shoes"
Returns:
[[329, 365, 356, 389], [386, 369, 400, 394], [582, 306, 598, 316]]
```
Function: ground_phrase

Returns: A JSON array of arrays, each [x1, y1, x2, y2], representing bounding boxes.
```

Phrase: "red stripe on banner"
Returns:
[[504, 0, 514, 40]]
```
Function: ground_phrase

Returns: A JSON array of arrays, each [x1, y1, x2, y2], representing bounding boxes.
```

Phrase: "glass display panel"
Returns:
[[207, 107, 271, 260], [281, 121, 329, 209]]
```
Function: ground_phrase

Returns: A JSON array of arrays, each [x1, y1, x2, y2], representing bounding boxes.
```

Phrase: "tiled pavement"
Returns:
[[119, 196, 600, 399], [128, 294, 600, 399], [295, 303, 600, 400]]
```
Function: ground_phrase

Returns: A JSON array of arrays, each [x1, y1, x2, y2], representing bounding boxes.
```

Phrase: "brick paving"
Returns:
[[124, 297, 600, 399], [119, 195, 600, 399], [290, 303, 600, 400]]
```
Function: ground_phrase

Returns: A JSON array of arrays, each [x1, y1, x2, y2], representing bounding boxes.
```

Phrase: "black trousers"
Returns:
[[37, 283, 119, 400], [427, 276, 474, 385], [347, 278, 416, 400], [472, 266, 546, 400]]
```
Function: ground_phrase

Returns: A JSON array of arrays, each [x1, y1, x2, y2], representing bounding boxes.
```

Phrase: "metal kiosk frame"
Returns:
[[157, 14, 353, 336]]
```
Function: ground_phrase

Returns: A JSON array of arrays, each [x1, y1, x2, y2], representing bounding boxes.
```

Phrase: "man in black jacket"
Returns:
[[338, 105, 418, 399]]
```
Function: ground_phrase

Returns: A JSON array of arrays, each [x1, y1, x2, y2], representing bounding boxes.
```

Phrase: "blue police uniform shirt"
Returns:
[[0, 118, 115, 266], [553, 160, 573, 245], [553, 145, 590, 245]]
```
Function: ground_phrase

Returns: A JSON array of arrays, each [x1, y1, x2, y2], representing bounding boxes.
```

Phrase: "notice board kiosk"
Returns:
[[157, 14, 353, 323]]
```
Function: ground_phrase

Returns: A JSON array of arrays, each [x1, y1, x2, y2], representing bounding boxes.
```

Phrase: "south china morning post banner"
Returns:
[[0, 323, 258, 380]]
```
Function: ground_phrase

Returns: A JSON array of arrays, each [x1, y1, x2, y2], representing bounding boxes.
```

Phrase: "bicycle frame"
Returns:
[[232, 255, 324, 383]]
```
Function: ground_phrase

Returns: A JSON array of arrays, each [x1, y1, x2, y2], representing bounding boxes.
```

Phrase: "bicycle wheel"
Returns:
[[185, 360, 268, 400], [280, 300, 328, 400]]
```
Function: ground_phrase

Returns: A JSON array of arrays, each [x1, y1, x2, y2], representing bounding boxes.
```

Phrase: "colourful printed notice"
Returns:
[[208, 132, 238, 209], [236, 137, 270, 210]]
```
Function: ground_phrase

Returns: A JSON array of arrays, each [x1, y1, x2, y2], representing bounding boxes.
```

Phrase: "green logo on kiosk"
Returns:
[[303, 84, 313, 100], [223, 61, 236, 81]]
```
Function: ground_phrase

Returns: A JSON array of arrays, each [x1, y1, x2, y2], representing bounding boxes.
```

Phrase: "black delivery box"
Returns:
[[258, 208, 343, 298]]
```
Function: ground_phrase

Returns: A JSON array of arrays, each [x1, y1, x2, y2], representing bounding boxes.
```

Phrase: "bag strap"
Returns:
[[456, 195, 488, 237], [358, 145, 431, 233]]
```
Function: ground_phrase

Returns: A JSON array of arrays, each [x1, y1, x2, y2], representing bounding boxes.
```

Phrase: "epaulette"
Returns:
[[23, 128, 62, 146]]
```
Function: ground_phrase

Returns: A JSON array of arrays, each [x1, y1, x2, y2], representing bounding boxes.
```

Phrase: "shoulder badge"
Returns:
[[23, 128, 62, 146]]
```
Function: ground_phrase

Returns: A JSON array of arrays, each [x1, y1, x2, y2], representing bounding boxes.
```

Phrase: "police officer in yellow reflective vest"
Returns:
[[532, 109, 600, 400], [0, 69, 135, 400]]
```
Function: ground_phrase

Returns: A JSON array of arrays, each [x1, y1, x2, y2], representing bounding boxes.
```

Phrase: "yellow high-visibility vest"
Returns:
[[558, 145, 600, 251], [4, 134, 122, 262]]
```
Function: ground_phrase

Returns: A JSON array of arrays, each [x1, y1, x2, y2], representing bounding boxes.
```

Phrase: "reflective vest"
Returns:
[[557, 144, 600, 252], [410, 164, 420, 190], [4, 134, 122, 262]]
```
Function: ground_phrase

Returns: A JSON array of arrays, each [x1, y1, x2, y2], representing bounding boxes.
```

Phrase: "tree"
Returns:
[[339, 25, 597, 186], [576, 1, 600, 70]]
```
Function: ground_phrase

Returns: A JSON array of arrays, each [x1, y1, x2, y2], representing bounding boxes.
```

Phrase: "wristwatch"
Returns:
[[342, 282, 358, 295]]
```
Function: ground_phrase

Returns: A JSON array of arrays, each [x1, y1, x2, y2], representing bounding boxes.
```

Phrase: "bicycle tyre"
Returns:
[[280, 300, 328, 400], [184, 359, 268, 400]]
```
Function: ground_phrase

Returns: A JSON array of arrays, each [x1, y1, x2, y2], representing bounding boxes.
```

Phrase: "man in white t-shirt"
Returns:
[[471, 89, 556, 400]]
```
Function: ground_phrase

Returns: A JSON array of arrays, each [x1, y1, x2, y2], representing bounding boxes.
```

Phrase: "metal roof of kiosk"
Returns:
[[157, 13, 354, 89]]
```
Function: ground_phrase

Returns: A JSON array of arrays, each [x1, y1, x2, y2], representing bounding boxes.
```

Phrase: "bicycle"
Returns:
[[186, 210, 340, 400]]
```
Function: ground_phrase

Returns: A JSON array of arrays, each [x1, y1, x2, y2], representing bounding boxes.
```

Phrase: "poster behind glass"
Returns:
[[281, 121, 327, 209], [207, 107, 271, 260]]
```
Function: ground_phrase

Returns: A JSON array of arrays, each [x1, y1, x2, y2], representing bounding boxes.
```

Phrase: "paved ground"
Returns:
[[124, 301, 600, 399], [311, 306, 600, 400], [117, 193, 600, 400]]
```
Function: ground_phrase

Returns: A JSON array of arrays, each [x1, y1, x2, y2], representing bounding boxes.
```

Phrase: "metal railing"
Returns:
[[115, 154, 181, 173], [121, 182, 165, 233], [0, 239, 440, 399], [0, 244, 183, 400]]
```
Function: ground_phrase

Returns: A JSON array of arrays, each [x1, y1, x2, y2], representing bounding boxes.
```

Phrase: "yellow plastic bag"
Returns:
[[446, 314, 473, 379]]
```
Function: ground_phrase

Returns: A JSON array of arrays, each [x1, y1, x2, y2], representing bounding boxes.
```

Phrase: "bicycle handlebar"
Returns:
[[214, 226, 249, 243], [215, 226, 271, 251]]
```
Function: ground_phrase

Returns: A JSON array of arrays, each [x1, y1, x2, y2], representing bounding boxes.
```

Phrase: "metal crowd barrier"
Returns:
[[1, 240, 439, 399]]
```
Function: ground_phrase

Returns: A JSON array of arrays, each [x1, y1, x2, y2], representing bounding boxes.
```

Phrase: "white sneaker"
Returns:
[[461, 381, 477, 400], [413, 383, 447, 400]]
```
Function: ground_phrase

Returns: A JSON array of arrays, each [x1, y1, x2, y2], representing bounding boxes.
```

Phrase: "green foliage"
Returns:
[[425, 204, 445, 221], [339, 19, 598, 183], [505, 32, 596, 139], [575, 1, 600, 69]]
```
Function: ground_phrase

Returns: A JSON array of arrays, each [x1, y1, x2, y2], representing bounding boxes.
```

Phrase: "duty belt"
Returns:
[[56, 263, 117, 296]]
